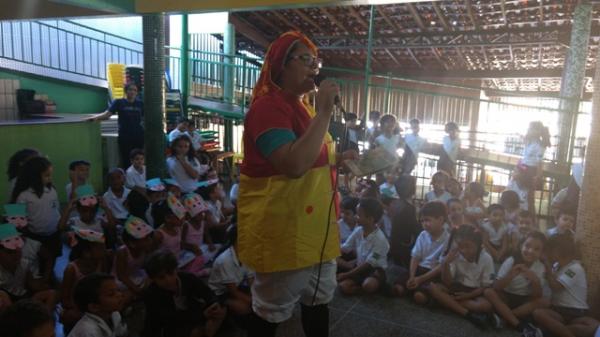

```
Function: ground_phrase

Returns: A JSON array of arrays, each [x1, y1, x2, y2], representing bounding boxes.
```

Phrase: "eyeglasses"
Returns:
[[287, 54, 322, 68]]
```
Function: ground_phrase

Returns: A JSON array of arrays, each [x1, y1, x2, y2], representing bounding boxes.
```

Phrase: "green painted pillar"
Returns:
[[181, 13, 189, 116], [143, 14, 166, 179], [224, 119, 234, 152], [362, 5, 375, 122], [557, 2, 592, 169], [223, 22, 235, 104]]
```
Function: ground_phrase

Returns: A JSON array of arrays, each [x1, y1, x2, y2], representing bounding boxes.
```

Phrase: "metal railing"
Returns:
[[0, 19, 143, 80]]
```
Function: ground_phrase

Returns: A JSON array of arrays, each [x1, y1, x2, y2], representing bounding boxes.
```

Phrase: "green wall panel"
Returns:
[[0, 69, 108, 114], [0, 121, 103, 205]]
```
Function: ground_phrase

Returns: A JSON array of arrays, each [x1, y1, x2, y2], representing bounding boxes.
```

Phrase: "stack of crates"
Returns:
[[199, 130, 220, 152], [107, 64, 125, 100]]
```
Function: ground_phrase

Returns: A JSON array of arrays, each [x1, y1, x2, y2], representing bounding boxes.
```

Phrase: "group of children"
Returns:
[[1, 144, 252, 337], [333, 116, 598, 337]]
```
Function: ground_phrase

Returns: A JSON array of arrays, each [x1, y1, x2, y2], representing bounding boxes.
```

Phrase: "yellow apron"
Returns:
[[238, 105, 340, 273]]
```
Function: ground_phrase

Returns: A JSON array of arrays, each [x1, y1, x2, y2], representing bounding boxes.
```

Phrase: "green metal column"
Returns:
[[557, 2, 592, 169], [181, 13, 189, 116], [143, 14, 166, 179], [224, 119, 234, 152], [223, 22, 236, 104], [362, 5, 375, 122]]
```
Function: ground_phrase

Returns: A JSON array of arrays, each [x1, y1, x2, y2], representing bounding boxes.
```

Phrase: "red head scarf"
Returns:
[[251, 31, 318, 105]]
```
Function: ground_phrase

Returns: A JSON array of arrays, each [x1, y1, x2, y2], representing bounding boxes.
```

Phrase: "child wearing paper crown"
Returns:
[[164, 178, 182, 199], [59, 184, 117, 248], [0, 223, 57, 312], [153, 194, 206, 276], [114, 216, 154, 297], [182, 193, 218, 263], [60, 228, 109, 332], [145, 178, 167, 228]]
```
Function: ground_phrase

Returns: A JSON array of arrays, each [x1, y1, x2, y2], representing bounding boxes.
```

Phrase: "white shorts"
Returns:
[[251, 260, 337, 323]]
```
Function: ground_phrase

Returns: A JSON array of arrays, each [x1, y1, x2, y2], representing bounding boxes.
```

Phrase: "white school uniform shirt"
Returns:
[[342, 226, 390, 269], [338, 218, 355, 244], [379, 182, 399, 199], [449, 250, 495, 288], [546, 227, 575, 237], [442, 135, 461, 163], [16, 187, 60, 236], [505, 180, 529, 211], [229, 183, 239, 203], [404, 133, 427, 156], [375, 134, 402, 158], [412, 229, 450, 270], [481, 220, 509, 246], [208, 246, 254, 296], [521, 142, 546, 167], [103, 187, 131, 219], [125, 165, 146, 189], [67, 312, 128, 337], [572, 162, 584, 188], [425, 190, 453, 204], [168, 128, 189, 143], [551, 260, 588, 310], [166, 156, 208, 193], [497, 257, 547, 296], [0, 254, 40, 296], [189, 131, 203, 151], [379, 213, 392, 240]]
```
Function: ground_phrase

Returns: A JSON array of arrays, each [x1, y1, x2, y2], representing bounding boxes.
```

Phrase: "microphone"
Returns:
[[314, 73, 345, 113]]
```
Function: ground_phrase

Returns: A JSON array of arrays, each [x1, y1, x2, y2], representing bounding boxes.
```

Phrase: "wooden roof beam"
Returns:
[[349, 7, 369, 30], [465, 0, 479, 30], [430, 47, 450, 70], [377, 6, 401, 33], [229, 15, 270, 48], [432, 2, 450, 31], [406, 48, 422, 68], [250, 12, 282, 35], [406, 3, 425, 30], [292, 9, 321, 32], [320, 7, 349, 35], [271, 10, 300, 31], [384, 48, 401, 66]]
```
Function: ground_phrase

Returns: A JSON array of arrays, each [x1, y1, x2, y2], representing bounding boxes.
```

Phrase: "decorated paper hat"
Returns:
[[163, 178, 181, 188], [183, 193, 209, 217], [167, 193, 187, 219], [380, 187, 399, 199], [0, 223, 24, 250], [3, 204, 27, 229], [146, 178, 166, 192], [75, 184, 98, 207], [73, 227, 105, 243], [124, 216, 154, 239], [196, 178, 219, 188]]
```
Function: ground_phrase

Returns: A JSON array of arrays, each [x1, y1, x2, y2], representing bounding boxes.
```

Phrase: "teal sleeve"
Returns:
[[256, 128, 297, 158]]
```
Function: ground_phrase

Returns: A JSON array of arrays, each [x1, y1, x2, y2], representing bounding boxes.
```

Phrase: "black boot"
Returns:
[[301, 304, 329, 337], [246, 312, 278, 337]]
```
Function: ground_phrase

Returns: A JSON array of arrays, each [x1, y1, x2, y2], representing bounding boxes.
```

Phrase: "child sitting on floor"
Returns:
[[484, 231, 549, 335], [547, 208, 576, 237], [125, 148, 146, 194], [446, 198, 466, 230], [480, 204, 510, 263], [60, 228, 109, 332], [392, 201, 450, 305], [102, 168, 130, 224], [114, 216, 154, 298], [208, 226, 254, 316], [338, 196, 359, 244], [462, 182, 487, 226], [182, 193, 218, 265], [143, 250, 226, 337], [68, 273, 127, 337], [66, 160, 91, 202], [199, 182, 232, 243], [533, 233, 592, 337], [500, 190, 521, 226], [337, 198, 389, 295], [425, 171, 452, 204], [144, 178, 167, 227], [510, 210, 535, 255], [0, 223, 57, 312], [429, 225, 494, 328]]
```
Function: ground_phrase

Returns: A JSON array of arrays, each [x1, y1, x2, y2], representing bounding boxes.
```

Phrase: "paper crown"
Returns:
[[76, 184, 98, 207], [163, 178, 181, 188], [381, 187, 399, 199], [183, 193, 209, 217], [167, 193, 188, 219], [124, 216, 154, 239], [197, 178, 219, 188], [3, 204, 28, 229], [0, 223, 24, 250], [146, 178, 166, 191], [73, 227, 105, 243]]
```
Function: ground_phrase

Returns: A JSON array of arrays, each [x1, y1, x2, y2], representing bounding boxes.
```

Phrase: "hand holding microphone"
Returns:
[[314, 78, 339, 118]]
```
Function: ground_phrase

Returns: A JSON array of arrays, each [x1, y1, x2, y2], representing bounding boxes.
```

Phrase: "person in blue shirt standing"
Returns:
[[91, 84, 144, 168]]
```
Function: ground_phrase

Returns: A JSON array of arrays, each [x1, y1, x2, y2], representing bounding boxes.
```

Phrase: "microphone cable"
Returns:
[[311, 103, 347, 306]]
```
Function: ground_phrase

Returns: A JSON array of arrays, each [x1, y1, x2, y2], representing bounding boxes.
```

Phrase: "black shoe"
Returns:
[[465, 312, 488, 329]]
